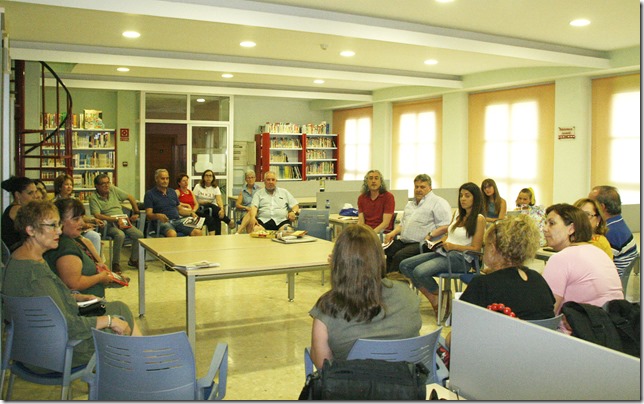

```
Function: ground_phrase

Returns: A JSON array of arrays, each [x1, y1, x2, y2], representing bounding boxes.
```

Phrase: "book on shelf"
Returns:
[[182, 216, 205, 228]]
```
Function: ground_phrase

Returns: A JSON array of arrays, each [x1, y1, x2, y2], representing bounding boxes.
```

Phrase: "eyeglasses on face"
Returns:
[[98, 181, 111, 186], [40, 222, 62, 230]]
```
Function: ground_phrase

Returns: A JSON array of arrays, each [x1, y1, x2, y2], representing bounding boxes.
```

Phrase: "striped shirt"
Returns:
[[605, 215, 638, 277]]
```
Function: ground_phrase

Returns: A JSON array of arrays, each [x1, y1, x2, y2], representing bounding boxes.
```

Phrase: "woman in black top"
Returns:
[[460, 214, 555, 320]]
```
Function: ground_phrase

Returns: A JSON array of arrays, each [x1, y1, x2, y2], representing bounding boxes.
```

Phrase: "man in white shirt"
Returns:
[[384, 174, 452, 273], [249, 171, 300, 231]]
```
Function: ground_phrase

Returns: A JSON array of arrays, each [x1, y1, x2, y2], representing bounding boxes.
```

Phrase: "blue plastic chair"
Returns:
[[84, 329, 228, 400], [436, 250, 481, 325], [0, 295, 87, 400], [304, 327, 448, 386], [296, 209, 332, 284]]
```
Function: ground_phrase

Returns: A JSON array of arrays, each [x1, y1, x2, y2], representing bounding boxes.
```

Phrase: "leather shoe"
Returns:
[[112, 263, 122, 275], [128, 259, 148, 269]]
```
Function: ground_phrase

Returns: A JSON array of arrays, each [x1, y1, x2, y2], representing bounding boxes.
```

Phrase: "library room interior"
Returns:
[[0, 0, 640, 400]]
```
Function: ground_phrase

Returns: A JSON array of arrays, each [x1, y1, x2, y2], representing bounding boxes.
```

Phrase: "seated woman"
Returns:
[[192, 169, 235, 235], [399, 182, 486, 312], [460, 214, 555, 320], [1, 176, 38, 251], [45, 198, 124, 296], [33, 178, 49, 201], [53, 174, 104, 254], [573, 198, 613, 259], [513, 186, 546, 246], [515, 187, 536, 210], [309, 224, 421, 369], [542, 203, 623, 317], [175, 173, 217, 234], [235, 170, 261, 234], [481, 178, 507, 223], [3, 200, 141, 370]]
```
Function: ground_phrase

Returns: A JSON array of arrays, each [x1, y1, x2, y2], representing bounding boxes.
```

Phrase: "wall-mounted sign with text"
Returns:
[[557, 126, 576, 140]]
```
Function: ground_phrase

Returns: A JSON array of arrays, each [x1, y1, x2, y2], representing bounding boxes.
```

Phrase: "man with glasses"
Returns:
[[89, 173, 145, 272]]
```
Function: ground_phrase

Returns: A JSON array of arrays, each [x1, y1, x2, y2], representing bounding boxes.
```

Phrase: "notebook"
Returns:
[[271, 236, 318, 244]]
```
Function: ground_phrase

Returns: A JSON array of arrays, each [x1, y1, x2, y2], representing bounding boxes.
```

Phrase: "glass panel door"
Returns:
[[191, 125, 229, 196]]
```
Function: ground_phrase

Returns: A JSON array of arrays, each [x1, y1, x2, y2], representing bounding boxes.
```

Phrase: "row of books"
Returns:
[[72, 152, 115, 168], [270, 151, 292, 163], [269, 165, 302, 179], [306, 161, 336, 175], [306, 149, 334, 159], [73, 132, 113, 149], [306, 137, 336, 148], [260, 121, 330, 134], [270, 137, 302, 148], [73, 171, 113, 189], [42, 109, 105, 130]]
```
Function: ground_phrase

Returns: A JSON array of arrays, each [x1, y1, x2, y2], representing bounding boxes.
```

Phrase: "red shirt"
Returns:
[[177, 188, 195, 209], [357, 191, 395, 232]]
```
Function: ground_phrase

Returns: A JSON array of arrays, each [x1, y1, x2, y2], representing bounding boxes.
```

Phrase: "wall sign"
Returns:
[[120, 128, 130, 141], [558, 126, 576, 140]]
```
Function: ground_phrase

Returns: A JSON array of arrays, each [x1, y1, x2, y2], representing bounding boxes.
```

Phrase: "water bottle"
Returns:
[[325, 199, 330, 210], [319, 178, 325, 192]]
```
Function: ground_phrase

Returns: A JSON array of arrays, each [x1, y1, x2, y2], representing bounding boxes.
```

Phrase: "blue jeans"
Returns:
[[399, 250, 468, 293]]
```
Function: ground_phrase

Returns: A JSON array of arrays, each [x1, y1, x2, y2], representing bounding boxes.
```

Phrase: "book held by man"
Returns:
[[112, 214, 132, 229], [182, 216, 205, 228]]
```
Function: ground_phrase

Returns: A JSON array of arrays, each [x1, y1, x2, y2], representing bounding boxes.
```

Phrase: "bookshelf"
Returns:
[[254, 124, 338, 181]]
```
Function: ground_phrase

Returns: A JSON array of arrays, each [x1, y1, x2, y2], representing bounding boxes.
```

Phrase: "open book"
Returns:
[[173, 260, 221, 270], [96, 264, 129, 287], [426, 239, 443, 251], [112, 214, 132, 229], [182, 216, 205, 228]]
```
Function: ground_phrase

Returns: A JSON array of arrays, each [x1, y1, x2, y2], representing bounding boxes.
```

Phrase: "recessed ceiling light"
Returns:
[[424, 59, 438, 65], [116, 67, 130, 72], [222, 73, 234, 79], [570, 19, 590, 27], [240, 41, 256, 48], [196, 98, 206, 103], [340, 50, 355, 57], [122, 31, 140, 38], [314, 79, 325, 84]]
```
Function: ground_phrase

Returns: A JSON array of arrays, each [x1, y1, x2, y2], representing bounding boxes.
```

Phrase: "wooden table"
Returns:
[[535, 247, 556, 262], [329, 213, 358, 236], [137, 235, 333, 349]]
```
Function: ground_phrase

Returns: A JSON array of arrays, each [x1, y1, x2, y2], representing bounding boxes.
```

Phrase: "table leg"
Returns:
[[287, 272, 295, 302], [186, 274, 197, 350], [138, 244, 146, 317]]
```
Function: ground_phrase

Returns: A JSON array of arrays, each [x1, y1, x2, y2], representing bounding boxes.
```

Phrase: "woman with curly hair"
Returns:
[[309, 224, 421, 369], [460, 214, 555, 320]]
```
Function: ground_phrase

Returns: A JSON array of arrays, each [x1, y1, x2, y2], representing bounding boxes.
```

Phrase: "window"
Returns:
[[333, 107, 373, 180], [469, 84, 555, 207], [592, 74, 641, 204], [392, 99, 442, 194]]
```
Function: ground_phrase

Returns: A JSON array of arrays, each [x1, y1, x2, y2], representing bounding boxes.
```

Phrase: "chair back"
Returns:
[[297, 210, 331, 240], [2, 295, 70, 372], [527, 313, 564, 330], [1, 241, 10, 266], [621, 253, 640, 294], [346, 327, 443, 384], [90, 329, 197, 400]]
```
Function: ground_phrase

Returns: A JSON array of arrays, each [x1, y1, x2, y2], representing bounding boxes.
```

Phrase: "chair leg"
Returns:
[[320, 269, 325, 286], [6, 373, 15, 400]]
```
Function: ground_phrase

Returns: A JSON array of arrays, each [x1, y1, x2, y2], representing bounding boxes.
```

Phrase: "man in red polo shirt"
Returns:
[[357, 169, 395, 234]]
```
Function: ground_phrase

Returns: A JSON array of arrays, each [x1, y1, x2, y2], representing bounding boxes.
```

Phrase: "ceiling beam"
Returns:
[[12, 0, 611, 68]]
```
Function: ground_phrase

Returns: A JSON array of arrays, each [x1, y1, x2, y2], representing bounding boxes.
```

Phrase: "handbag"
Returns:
[[299, 358, 428, 400], [78, 301, 106, 316]]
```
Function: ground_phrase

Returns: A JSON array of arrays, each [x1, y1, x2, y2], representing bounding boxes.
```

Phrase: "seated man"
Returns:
[[384, 174, 452, 273], [89, 174, 145, 272], [357, 169, 395, 234], [589, 185, 638, 277], [249, 171, 299, 231], [144, 169, 202, 237]]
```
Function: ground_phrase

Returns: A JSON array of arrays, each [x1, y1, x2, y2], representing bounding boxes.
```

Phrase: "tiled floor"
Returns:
[[2, 244, 639, 400]]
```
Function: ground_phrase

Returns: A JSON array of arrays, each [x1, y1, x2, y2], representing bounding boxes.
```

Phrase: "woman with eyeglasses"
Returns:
[[1, 176, 38, 251], [235, 170, 261, 234], [192, 169, 235, 235], [542, 204, 623, 317], [3, 200, 141, 369], [460, 215, 555, 320], [44, 198, 124, 297], [573, 198, 613, 259], [52, 174, 104, 255]]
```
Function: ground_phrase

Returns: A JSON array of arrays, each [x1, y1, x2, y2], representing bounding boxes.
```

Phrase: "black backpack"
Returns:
[[561, 300, 640, 357]]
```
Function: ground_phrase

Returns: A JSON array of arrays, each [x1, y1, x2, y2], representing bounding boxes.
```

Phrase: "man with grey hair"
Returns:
[[588, 185, 637, 277], [249, 171, 299, 231], [384, 174, 452, 273], [144, 168, 202, 237], [357, 169, 395, 234]]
